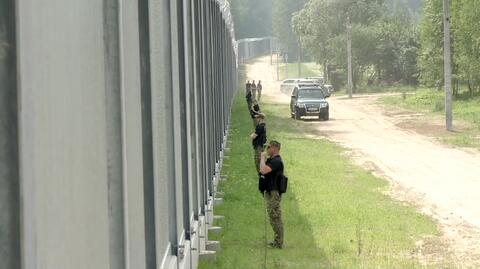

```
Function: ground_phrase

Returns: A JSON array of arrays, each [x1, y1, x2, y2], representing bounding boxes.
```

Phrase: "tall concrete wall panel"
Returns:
[[1, 0, 236, 268], [16, 1, 111, 268], [0, 1, 20, 268]]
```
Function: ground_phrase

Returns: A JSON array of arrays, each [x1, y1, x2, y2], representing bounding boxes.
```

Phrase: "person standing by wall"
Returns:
[[246, 80, 252, 112], [259, 140, 284, 249], [250, 100, 261, 126], [257, 80, 263, 101], [250, 113, 266, 173], [250, 79, 257, 101]]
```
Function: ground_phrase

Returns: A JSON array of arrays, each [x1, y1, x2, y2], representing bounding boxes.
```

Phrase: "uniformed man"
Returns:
[[251, 80, 257, 101], [246, 80, 253, 112], [250, 100, 261, 126], [257, 80, 263, 101], [250, 113, 266, 173], [259, 140, 284, 249]]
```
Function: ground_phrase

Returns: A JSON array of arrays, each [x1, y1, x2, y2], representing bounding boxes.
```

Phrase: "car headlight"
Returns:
[[296, 103, 305, 108], [319, 103, 328, 108]]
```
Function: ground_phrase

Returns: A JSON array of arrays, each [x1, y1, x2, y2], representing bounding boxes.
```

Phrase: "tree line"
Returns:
[[419, 0, 480, 96], [292, 0, 480, 96], [292, 0, 422, 91]]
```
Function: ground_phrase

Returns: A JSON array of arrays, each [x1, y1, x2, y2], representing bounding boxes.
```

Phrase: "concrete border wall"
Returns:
[[0, 0, 237, 269]]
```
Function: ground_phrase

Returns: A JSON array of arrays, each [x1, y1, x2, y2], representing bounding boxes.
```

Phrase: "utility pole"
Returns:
[[443, 0, 453, 131], [276, 51, 279, 81], [270, 48, 273, 65], [298, 41, 302, 77], [347, 16, 353, 99], [284, 53, 288, 79], [270, 38, 273, 65]]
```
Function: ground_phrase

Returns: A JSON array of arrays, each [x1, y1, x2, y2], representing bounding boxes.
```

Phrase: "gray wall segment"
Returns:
[[147, 0, 176, 265], [169, 0, 188, 257], [103, 0, 126, 268], [0, 1, 20, 267], [5, 0, 237, 267], [183, 0, 197, 230], [191, 0, 205, 216], [118, 0, 148, 268], [198, 0, 208, 211], [137, 0, 157, 267], [17, 1, 111, 268]]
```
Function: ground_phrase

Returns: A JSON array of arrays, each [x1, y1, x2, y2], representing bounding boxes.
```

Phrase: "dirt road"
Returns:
[[246, 56, 480, 266]]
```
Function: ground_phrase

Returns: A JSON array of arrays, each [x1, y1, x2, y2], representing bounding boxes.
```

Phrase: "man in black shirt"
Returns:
[[260, 140, 284, 249], [251, 113, 266, 173]]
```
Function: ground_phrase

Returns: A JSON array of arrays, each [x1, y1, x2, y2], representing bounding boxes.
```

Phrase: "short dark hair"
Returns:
[[269, 140, 281, 150]]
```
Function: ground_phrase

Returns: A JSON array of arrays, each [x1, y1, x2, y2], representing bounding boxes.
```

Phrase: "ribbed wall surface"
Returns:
[[0, 1, 236, 269]]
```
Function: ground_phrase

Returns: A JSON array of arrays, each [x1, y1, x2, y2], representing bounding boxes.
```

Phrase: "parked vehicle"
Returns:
[[280, 78, 317, 95], [290, 84, 330, 121], [280, 78, 301, 95], [323, 84, 334, 94], [305, 76, 325, 85]]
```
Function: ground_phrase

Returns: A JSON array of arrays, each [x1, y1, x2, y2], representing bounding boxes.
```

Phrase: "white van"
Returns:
[[305, 76, 325, 85], [280, 78, 317, 95]]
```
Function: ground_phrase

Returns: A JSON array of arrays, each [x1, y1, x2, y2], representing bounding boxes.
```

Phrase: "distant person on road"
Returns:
[[257, 81, 263, 101], [251, 80, 257, 101], [259, 140, 284, 249], [251, 113, 266, 173]]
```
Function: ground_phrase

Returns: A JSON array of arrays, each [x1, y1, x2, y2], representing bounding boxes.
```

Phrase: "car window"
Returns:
[[298, 89, 325, 99], [284, 80, 294, 84]]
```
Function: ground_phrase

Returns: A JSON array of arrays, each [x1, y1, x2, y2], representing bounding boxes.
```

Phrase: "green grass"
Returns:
[[199, 91, 453, 268], [279, 62, 322, 80], [379, 88, 480, 148]]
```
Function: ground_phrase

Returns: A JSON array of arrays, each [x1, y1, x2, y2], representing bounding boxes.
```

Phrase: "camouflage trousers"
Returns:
[[257, 90, 262, 101], [254, 145, 263, 173], [265, 190, 283, 247]]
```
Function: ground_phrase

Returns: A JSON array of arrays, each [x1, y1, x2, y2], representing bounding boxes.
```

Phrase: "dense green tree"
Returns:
[[417, 0, 443, 86], [293, 0, 419, 88], [452, 0, 480, 94]]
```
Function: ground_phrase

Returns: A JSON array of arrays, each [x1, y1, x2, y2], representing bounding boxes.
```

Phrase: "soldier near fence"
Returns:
[[250, 113, 266, 173], [246, 80, 252, 112], [250, 100, 261, 126], [257, 80, 263, 101], [259, 140, 284, 249], [250, 80, 257, 101]]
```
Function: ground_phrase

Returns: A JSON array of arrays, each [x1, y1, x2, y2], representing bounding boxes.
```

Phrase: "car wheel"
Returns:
[[321, 111, 329, 121]]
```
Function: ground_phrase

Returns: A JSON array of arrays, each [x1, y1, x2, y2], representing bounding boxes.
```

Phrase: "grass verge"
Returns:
[[199, 91, 453, 268], [379, 88, 480, 148]]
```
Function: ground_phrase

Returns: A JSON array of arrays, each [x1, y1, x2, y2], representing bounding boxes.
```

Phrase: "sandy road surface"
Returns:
[[246, 56, 480, 266]]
